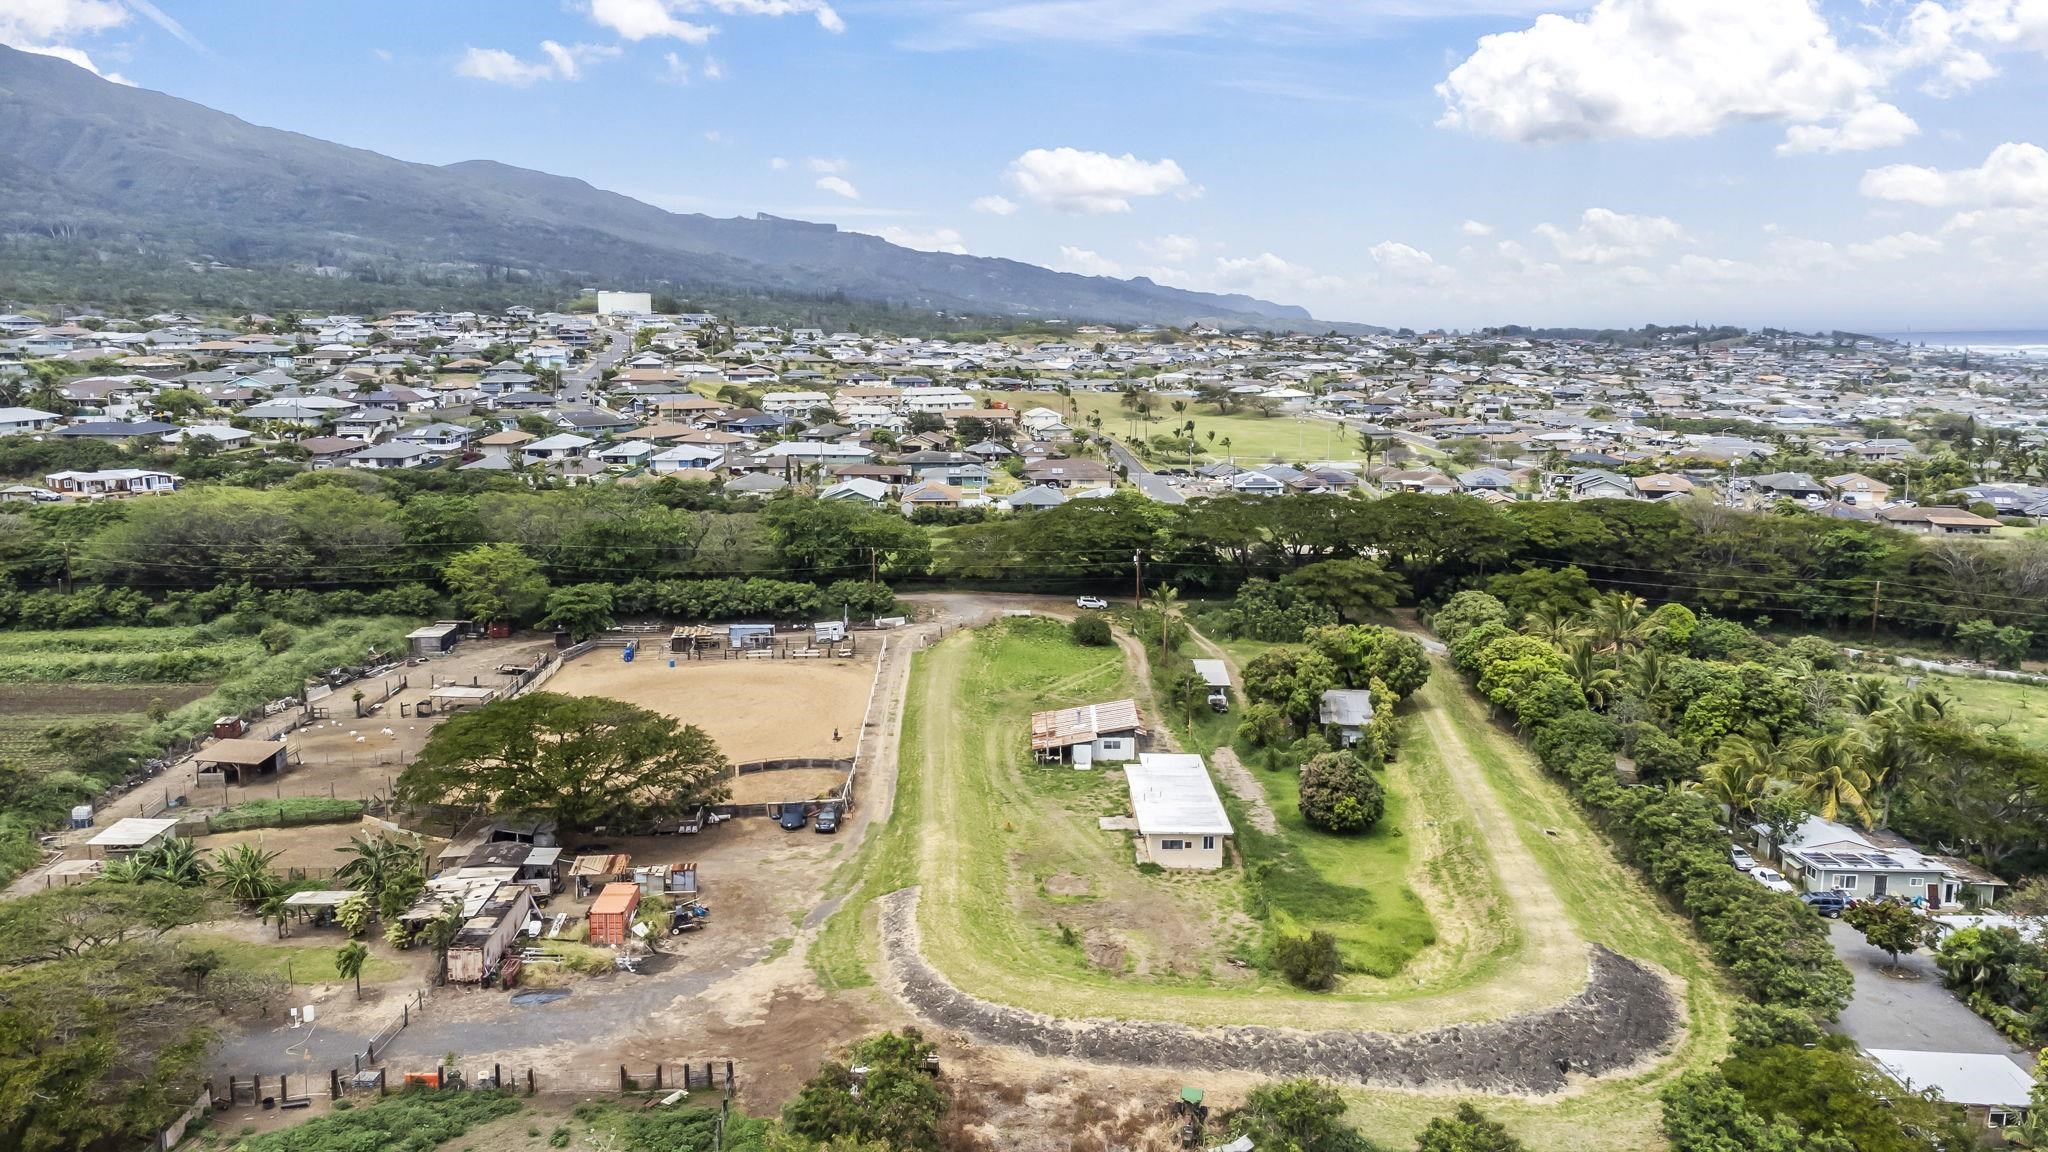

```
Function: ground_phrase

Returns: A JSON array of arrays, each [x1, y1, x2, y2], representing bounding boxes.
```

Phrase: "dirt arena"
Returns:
[[546, 650, 879, 764], [192, 821, 448, 872], [727, 767, 851, 805]]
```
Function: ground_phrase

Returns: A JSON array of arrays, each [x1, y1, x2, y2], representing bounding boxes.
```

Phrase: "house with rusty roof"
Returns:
[[1030, 699, 1145, 767]]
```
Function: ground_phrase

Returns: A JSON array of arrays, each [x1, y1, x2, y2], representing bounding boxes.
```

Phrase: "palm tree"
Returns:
[[1844, 676, 1892, 717], [1701, 731, 1793, 818], [335, 940, 370, 999], [1220, 435, 1233, 461], [1151, 582, 1181, 662], [336, 833, 410, 902], [259, 892, 292, 939], [1790, 729, 1875, 825], [1589, 591, 1649, 653], [1564, 641, 1624, 710], [1356, 430, 1385, 473], [1625, 647, 1669, 709], [1526, 605, 1588, 650], [214, 842, 283, 907]]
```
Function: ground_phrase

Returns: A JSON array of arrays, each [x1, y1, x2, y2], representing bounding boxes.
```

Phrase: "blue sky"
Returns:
[[7, 0, 2048, 330]]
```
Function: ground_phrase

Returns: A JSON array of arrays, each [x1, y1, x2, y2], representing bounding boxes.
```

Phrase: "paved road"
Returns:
[[1101, 436, 1185, 505], [562, 327, 629, 403], [1826, 919, 2031, 1069]]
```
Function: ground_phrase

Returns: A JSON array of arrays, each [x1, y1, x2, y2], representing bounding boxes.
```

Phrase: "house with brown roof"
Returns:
[[1878, 506, 2002, 535]]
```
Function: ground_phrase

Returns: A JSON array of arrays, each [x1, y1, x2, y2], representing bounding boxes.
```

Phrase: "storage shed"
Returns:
[[406, 622, 462, 657], [194, 738, 290, 784], [1316, 689, 1376, 749], [86, 816, 181, 857], [588, 882, 642, 946], [426, 684, 497, 713], [728, 623, 775, 649]]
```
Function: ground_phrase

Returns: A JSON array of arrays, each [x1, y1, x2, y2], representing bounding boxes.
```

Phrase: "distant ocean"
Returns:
[[1871, 329, 2048, 358]]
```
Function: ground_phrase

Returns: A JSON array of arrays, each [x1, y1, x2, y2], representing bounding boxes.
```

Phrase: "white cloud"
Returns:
[[702, 55, 725, 79], [1459, 219, 1494, 237], [867, 226, 969, 255], [455, 41, 617, 85], [584, 0, 842, 40], [904, 1, 1575, 51], [1776, 101, 1919, 155], [1535, 207, 1687, 264], [704, 128, 728, 144], [815, 175, 860, 199], [970, 194, 1018, 216], [1845, 230, 1944, 261], [1369, 241, 1445, 281], [1138, 234, 1203, 264], [1004, 147, 1190, 214], [123, 0, 209, 56], [1055, 246, 1124, 277], [1207, 252, 1347, 296], [769, 157, 790, 171], [1437, 0, 1882, 145], [661, 51, 691, 83], [806, 157, 850, 174], [0, 0, 130, 80], [372, 47, 394, 62], [587, 0, 714, 42], [1860, 141, 2048, 207]]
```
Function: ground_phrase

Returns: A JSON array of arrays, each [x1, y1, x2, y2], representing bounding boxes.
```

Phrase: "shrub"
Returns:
[[1069, 614, 1112, 647], [1274, 930, 1341, 990], [1298, 751, 1384, 834]]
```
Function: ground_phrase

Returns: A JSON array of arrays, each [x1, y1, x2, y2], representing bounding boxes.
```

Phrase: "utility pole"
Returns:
[[1870, 580, 1882, 643], [869, 546, 879, 586], [1133, 551, 1143, 606]]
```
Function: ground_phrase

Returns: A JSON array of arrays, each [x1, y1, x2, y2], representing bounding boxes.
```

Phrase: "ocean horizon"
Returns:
[[1871, 329, 2048, 357]]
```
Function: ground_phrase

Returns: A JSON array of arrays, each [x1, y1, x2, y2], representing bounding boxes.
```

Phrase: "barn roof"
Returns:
[[193, 738, 287, 766]]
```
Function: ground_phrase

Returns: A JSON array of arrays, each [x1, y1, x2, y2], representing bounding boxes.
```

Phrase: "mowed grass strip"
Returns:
[[178, 932, 406, 985], [1334, 667, 1733, 1152]]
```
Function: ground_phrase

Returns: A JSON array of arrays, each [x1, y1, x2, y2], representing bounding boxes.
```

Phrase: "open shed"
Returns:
[[194, 738, 290, 783], [406, 622, 462, 657], [86, 816, 181, 857], [426, 684, 497, 713], [1191, 660, 1231, 691]]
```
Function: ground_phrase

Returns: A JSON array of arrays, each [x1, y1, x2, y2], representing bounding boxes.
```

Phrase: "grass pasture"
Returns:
[[989, 389, 1421, 467], [1868, 666, 2048, 752]]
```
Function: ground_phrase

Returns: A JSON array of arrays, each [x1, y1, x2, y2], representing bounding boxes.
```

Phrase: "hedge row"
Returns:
[[1434, 592, 1852, 1016]]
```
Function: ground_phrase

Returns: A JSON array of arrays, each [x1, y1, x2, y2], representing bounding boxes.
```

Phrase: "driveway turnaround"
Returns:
[[1827, 919, 2030, 1070]]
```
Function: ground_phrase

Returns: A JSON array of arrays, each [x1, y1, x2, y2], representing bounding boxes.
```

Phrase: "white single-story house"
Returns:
[[820, 477, 891, 505], [596, 440, 654, 469], [0, 406, 61, 435], [44, 468, 178, 498], [523, 433, 594, 463], [1124, 753, 1233, 870], [1867, 1050, 2034, 1132], [1031, 698, 1145, 766], [752, 441, 874, 467]]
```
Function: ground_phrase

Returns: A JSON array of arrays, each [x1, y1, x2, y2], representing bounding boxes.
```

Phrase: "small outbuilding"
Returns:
[[1317, 689, 1376, 748], [426, 684, 497, 713], [194, 738, 290, 784], [86, 816, 181, 858], [406, 622, 462, 657], [1030, 699, 1145, 767], [1867, 1049, 2034, 1132], [588, 882, 642, 946], [1122, 753, 1233, 870]]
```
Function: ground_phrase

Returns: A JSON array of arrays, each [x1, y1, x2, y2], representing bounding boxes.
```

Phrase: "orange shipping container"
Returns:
[[588, 882, 641, 946]]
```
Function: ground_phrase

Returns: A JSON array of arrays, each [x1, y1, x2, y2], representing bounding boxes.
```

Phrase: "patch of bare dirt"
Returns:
[[1210, 747, 1278, 834], [1042, 872, 1091, 897]]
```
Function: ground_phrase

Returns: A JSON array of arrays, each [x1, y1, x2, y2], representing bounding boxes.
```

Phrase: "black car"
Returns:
[[813, 805, 839, 834], [1801, 890, 1851, 917], [777, 802, 808, 831]]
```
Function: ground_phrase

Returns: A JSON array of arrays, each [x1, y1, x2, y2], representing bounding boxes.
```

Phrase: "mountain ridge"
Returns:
[[0, 45, 1351, 330]]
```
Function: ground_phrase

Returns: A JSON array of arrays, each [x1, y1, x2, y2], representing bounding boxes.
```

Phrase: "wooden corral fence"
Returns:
[[733, 757, 855, 776]]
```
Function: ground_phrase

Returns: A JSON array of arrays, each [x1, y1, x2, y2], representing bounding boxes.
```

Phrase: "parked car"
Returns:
[[1075, 596, 1108, 610], [778, 803, 808, 831], [814, 805, 839, 834], [1750, 867, 1796, 894], [1729, 845, 1756, 872], [1801, 890, 1852, 917]]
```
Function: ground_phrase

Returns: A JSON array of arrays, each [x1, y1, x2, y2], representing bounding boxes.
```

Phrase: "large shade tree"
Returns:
[[397, 693, 729, 831]]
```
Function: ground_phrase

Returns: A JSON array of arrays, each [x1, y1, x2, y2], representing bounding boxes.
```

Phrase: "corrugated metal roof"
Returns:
[[1191, 660, 1231, 689], [1029, 698, 1144, 750]]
